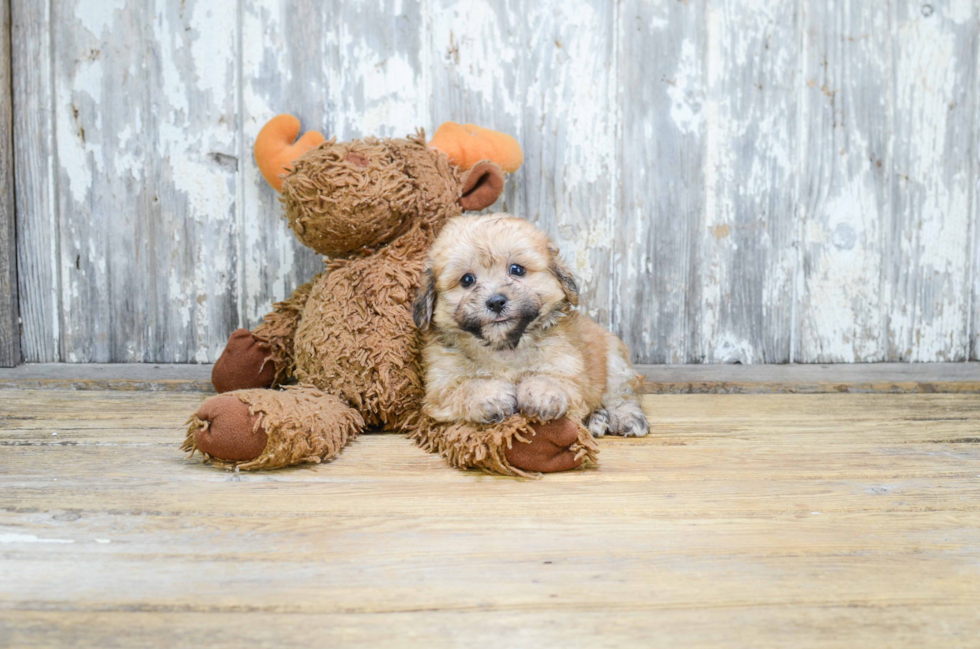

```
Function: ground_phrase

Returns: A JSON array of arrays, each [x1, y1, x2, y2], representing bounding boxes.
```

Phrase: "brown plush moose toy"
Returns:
[[181, 116, 598, 476]]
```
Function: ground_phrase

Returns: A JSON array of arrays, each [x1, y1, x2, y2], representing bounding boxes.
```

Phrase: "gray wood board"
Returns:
[[11, 0, 58, 362], [10, 0, 980, 364], [2, 362, 980, 394], [0, 0, 18, 366]]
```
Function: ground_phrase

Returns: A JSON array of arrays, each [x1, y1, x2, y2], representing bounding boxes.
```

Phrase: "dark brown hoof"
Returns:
[[193, 395, 268, 462], [211, 329, 276, 393], [505, 417, 583, 473]]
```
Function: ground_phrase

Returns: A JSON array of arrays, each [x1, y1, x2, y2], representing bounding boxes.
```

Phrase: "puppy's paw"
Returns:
[[517, 376, 570, 421], [465, 380, 518, 425], [606, 401, 650, 437]]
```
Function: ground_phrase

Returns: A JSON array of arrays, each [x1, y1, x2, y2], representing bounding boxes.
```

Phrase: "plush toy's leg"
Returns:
[[211, 277, 321, 393], [411, 415, 598, 478], [211, 329, 276, 393], [183, 385, 364, 470]]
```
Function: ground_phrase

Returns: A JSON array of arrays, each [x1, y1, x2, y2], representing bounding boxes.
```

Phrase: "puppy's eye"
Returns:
[[459, 273, 476, 288], [509, 263, 526, 277]]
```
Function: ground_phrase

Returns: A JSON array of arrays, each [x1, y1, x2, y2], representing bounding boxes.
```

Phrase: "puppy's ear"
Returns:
[[413, 268, 437, 329], [549, 245, 579, 306], [458, 161, 504, 211]]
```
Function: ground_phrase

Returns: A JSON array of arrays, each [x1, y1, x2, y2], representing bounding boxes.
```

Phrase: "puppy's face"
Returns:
[[414, 214, 579, 350]]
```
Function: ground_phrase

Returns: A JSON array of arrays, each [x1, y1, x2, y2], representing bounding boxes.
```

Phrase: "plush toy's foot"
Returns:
[[412, 415, 598, 478], [505, 418, 585, 473], [211, 329, 276, 393], [192, 394, 268, 461], [184, 386, 364, 470]]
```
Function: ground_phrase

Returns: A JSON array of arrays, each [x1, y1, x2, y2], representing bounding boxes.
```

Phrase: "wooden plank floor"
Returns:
[[1, 388, 979, 648]]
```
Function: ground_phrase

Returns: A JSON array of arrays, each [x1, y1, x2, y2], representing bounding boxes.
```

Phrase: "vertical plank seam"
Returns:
[[419, 0, 430, 136], [0, 0, 18, 365], [45, 0, 62, 361], [611, 0, 623, 344], [878, 1, 892, 360], [517, 0, 528, 242], [515, 0, 526, 222], [877, 0, 893, 360], [967, 0, 980, 359], [694, 0, 710, 363], [790, 0, 807, 364], [235, 0, 246, 333], [886, 0, 900, 360]]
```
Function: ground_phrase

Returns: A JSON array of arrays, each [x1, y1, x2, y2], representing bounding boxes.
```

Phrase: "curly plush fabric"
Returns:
[[292, 224, 433, 430], [280, 133, 461, 257], [411, 415, 599, 479], [184, 385, 363, 471], [252, 275, 320, 386]]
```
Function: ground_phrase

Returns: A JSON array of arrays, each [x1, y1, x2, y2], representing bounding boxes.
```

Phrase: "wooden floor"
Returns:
[[2, 387, 979, 647]]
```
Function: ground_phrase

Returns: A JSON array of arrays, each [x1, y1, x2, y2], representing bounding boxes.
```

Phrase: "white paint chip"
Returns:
[[0, 533, 75, 544], [74, 0, 126, 36]]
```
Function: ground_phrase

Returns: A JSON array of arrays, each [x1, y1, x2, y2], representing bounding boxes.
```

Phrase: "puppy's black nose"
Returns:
[[486, 294, 508, 314]]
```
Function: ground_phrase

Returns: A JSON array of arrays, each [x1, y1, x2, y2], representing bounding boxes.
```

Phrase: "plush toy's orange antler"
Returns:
[[429, 122, 523, 173], [254, 114, 326, 191]]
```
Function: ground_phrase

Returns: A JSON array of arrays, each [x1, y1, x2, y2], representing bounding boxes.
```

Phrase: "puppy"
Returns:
[[413, 213, 649, 437]]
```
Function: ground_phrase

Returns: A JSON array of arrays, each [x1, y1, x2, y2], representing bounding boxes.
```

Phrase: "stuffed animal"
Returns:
[[181, 115, 598, 477]]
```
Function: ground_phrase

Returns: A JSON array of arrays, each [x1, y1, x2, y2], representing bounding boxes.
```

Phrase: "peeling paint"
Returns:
[[15, 0, 980, 364], [73, 0, 125, 37]]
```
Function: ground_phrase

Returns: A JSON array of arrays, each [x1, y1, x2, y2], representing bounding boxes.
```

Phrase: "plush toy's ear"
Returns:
[[413, 269, 437, 330], [254, 114, 325, 191], [459, 161, 505, 212], [549, 245, 579, 306]]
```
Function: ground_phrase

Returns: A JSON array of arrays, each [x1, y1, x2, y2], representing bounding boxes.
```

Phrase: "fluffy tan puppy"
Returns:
[[413, 213, 649, 437]]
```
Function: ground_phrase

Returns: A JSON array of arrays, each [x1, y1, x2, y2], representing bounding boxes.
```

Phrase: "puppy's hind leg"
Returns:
[[599, 336, 650, 438], [585, 407, 609, 438], [604, 398, 650, 437]]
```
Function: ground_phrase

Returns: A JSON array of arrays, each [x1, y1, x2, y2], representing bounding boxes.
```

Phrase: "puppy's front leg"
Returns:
[[425, 379, 518, 425], [517, 375, 578, 422]]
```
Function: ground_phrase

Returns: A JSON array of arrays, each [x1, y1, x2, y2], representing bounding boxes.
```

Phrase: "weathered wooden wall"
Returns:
[[9, 0, 980, 364]]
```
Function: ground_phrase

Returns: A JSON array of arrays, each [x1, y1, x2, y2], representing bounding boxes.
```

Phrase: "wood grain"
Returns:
[[796, 0, 893, 363], [11, 0, 58, 362], [798, 0, 980, 363], [698, 0, 798, 363], [427, 0, 523, 216], [1, 388, 979, 647], [52, 2, 242, 362], [0, 0, 18, 366], [10, 1, 980, 363], [889, 0, 977, 361], [616, 0, 704, 363], [239, 0, 335, 330]]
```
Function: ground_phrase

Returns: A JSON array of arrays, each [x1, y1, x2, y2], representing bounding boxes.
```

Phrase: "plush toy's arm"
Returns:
[[411, 414, 598, 478], [252, 274, 321, 386]]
